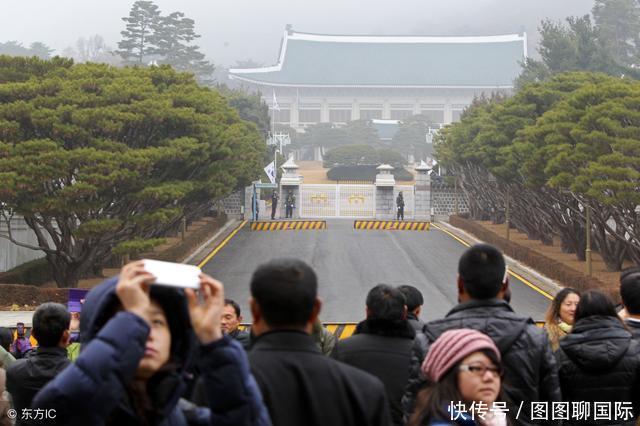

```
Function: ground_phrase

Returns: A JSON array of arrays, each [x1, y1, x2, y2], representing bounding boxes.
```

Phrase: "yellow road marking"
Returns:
[[198, 220, 247, 268], [431, 223, 553, 300]]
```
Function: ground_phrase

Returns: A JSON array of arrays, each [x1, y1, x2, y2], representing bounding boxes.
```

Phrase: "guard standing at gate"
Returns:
[[396, 191, 405, 220], [271, 191, 279, 220], [285, 190, 295, 219]]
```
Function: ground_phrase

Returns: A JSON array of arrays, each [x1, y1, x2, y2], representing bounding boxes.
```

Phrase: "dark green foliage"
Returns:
[[437, 71, 640, 270], [327, 165, 412, 182], [516, 8, 640, 88], [0, 55, 73, 84], [297, 120, 380, 148], [323, 144, 380, 168], [392, 114, 437, 159], [218, 85, 270, 136], [0, 58, 264, 286], [0, 258, 53, 286]]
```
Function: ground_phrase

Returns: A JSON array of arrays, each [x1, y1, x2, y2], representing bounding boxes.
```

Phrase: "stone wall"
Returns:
[[375, 187, 395, 219], [431, 182, 469, 217], [221, 190, 244, 218]]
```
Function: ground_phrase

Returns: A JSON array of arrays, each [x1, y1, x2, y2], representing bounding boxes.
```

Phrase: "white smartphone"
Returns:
[[142, 259, 201, 289]]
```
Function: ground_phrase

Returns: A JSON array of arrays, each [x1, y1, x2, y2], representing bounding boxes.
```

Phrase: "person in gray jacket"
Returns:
[[402, 244, 561, 426]]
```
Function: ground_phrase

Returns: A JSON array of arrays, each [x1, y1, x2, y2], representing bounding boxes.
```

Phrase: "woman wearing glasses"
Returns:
[[409, 329, 512, 426]]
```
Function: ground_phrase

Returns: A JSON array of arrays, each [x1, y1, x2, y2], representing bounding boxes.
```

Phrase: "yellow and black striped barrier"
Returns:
[[239, 323, 358, 339], [251, 220, 327, 231], [354, 220, 431, 231]]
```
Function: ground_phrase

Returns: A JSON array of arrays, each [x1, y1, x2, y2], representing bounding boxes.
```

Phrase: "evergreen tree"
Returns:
[[116, 0, 161, 65], [593, 0, 640, 66], [152, 11, 214, 83], [28, 42, 54, 59], [0, 59, 264, 287]]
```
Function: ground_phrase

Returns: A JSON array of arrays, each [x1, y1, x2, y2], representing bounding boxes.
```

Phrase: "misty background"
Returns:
[[1, 0, 593, 67]]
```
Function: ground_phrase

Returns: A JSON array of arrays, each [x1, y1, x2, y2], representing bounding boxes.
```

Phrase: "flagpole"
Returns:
[[272, 90, 277, 183]]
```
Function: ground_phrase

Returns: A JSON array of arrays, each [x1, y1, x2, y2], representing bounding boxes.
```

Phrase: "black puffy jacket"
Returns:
[[625, 319, 640, 341], [402, 298, 560, 426], [557, 315, 640, 426]]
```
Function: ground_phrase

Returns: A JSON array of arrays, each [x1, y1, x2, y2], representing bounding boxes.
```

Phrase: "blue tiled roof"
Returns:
[[229, 31, 526, 88]]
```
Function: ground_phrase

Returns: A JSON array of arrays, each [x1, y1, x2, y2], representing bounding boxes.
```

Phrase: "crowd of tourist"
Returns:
[[0, 244, 639, 425]]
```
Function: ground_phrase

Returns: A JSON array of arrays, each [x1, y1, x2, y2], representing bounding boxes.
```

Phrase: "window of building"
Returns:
[[329, 109, 352, 123], [360, 110, 382, 120], [419, 109, 444, 124], [390, 110, 413, 120], [271, 109, 291, 124], [299, 109, 321, 123]]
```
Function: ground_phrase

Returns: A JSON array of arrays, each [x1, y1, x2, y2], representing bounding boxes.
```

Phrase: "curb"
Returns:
[[183, 219, 241, 265]]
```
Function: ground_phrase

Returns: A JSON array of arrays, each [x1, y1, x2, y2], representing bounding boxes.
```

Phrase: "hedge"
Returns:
[[327, 165, 413, 182]]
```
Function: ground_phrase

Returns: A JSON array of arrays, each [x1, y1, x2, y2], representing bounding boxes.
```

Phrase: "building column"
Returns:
[[414, 161, 431, 220], [321, 99, 329, 123], [444, 100, 453, 124], [375, 165, 396, 219]]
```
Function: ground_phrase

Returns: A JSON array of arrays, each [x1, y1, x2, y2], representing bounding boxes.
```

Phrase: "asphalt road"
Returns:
[[201, 220, 552, 323]]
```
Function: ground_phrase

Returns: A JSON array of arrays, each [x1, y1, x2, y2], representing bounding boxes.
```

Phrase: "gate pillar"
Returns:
[[375, 164, 395, 220], [414, 160, 432, 220], [280, 157, 303, 219]]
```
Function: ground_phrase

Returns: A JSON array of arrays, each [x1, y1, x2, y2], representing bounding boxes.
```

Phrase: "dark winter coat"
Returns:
[[6, 347, 70, 426], [626, 318, 640, 341], [407, 313, 425, 333], [249, 330, 391, 426], [332, 318, 415, 426], [557, 315, 640, 425], [402, 298, 560, 426], [32, 277, 271, 426], [229, 328, 251, 350]]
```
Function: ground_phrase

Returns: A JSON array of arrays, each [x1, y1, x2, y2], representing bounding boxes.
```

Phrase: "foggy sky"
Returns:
[[1, 0, 594, 67]]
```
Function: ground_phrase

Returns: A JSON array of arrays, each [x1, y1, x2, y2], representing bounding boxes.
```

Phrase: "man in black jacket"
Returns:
[[398, 285, 425, 332], [6, 303, 71, 426], [221, 299, 251, 349], [248, 258, 391, 426], [402, 244, 561, 426], [332, 284, 415, 426], [620, 266, 640, 339]]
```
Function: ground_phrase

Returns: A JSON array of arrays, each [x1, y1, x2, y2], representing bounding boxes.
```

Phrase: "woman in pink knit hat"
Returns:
[[409, 328, 512, 426]]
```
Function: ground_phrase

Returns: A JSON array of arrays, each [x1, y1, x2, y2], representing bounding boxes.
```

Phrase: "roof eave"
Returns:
[[229, 75, 514, 90]]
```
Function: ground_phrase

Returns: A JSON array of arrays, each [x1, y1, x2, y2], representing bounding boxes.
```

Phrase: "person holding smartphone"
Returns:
[[33, 261, 271, 426]]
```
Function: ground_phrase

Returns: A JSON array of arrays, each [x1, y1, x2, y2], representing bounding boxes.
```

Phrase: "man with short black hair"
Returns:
[[222, 299, 250, 349], [332, 284, 415, 426], [397, 285, 425, 331], [7, 303, 71, 425], [402, 244, 560, 426], [249, 258, 390, 426], [620, 266, 640, 339]]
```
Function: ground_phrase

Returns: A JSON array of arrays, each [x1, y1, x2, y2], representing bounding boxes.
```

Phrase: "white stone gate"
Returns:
[[299, 184, 376, 218]]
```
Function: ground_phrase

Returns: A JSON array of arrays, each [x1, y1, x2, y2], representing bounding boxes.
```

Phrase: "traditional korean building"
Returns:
[[229, 26, 527, 131]]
